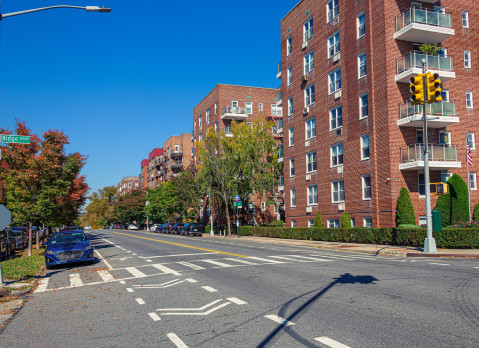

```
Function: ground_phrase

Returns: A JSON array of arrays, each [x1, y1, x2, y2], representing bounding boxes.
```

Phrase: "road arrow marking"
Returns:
[[167, 333, 189, 348], [314, 336, 351, 348], [265, 315, 295, 326]]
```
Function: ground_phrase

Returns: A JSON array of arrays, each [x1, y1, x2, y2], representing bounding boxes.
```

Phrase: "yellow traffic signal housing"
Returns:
[[431, 182, 448, 195], [410, 74, 425, 105], [426, 72, 442, 103]]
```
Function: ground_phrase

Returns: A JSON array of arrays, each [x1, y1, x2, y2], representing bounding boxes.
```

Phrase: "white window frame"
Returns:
[[206, 109, 210, 124], [308, 185, 318, 206], [465, 51, 471, 69], [215, 122, 217, 132], [471, 173, 477, 190], [259, 102, 263, 112], [329, 68, 341, 94], [291, 220, 297, 228], [198, 115, 202, 128], [328, 219, 340, 228], [350, 218, 355, 227], [287, 66, 293, 86], [232, 100, 238, 108], [306, 151, 317, 173], [332, 180, 345, 203], [304, 50, 314, 74], [439, 130, 451, 145], [359, 94, 368, 119], [330, 105, 342, 130], [466, 91, 473, 109], [303, 17, 313, 42], [290, 158, 295, 177], [308, 219, 315, 228], [305, 84, 315, 106], [289, 127, 294, 147], [287, 36, 292, 56], [288, 97, 293, 116], [363, 217, 372, 228], [326, 0, 339, 23], [245, 102, 253, 114], [462, 11, 469, 28], [305, 118, 316, 140], [290, 188, 296, 207], [362, 175, 371, 200], [419, 172, 425, 197], [441, 171, 452, 183], [199, 133, 202, 142], [328, 31, 340, 59], [330, 143, 343, 167], [468, 132, 476, 150], [361, 134, 370, 160], [261, 202, 266, 211], [358, 53, 367, 79], [214, 102, 217, 115], [357, 12, 365, 39]]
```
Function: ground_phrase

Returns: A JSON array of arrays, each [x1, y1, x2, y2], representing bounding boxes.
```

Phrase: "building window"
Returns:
[[307, 151, 317, 173], [350, 218, 355, 227], [328, 31, 340, 58], [305, 84, 315, 106], [330, 105, 342, 130], [471, 173, 477, 190], [464, 51, 471, 68], [441, 171, 452, 183], [332, 180, 345, 203], [362, 175, 371, 200], [245, 102, 253, 114], [232, 100, 238, 108], [463, 11, 469, 28], [363, 217, 372, 228], [287, 66, 293, 86], [289, 127, 294, 146], [305, 118, 316, 140], [468, 132, 475, 150], [439, 131, 451, 145], [128, 183, 132, 188], [308, 185, 318, 205], [199, 133, 202, 142], [327, 0, 339, 23], [466, 91, 473, 108], [328, 219, 340, 228], [259, 102, 263, 112], [359, 94, 368, 119], [288, 97, 293, 116], [291, 220, 297, 228], [291, 188, 296, 207], [272, 104, 282, 116], [215, 102, 217, 115], [199, 115, 202, 128], [206, 109, 210, 124], [357, 12, 365, 38], [331, 143, 343, 167], [215, 122, 217, 132], [287, 36, 292, 56], [358, 53, 367, 78], [304, 50, 314, 74], [308, 219, 315, 228], [304, 17, 313, 42], [329, 69, 341, 94], [419, 172, 425, 196], [261, 202, 266, 211], [135, 183, 139, 187], [361, 134, 370, 160], [290, 158, 295, 177]]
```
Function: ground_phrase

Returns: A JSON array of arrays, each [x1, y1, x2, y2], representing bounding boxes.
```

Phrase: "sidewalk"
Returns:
[[204, 234, 479, 258]]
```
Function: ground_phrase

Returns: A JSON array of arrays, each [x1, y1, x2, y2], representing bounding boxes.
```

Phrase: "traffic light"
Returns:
[[426, 72, 442, 103], [410, 74, 425, 105]]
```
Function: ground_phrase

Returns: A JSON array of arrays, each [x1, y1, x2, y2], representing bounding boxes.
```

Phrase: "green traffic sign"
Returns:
[[1, 134, 31, 144]]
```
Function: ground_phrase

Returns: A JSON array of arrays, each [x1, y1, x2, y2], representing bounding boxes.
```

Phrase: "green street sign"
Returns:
[[1, 134, 31, 144]]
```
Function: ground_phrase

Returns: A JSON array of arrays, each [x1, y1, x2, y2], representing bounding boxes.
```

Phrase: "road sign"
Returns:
[[1, 134, 31, 144], [234, 200, 242, 208], [234, 195, 240, 202], [0, 204, 12, 231]]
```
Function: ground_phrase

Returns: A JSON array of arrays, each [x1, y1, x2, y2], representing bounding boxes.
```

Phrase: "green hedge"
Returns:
[[234, 226, 479, 249]]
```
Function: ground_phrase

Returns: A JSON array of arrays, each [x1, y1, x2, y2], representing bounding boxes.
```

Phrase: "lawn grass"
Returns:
[[1, 248, 44, 282]]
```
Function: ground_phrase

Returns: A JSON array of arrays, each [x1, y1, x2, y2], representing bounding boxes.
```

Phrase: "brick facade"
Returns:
[[117, 176, 141, 196], [162, 133, 193, 180]]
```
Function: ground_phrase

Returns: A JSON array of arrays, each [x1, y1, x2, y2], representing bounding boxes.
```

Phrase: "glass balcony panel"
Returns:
[[414, 8, 427, 24], [439, 13, 451, 27], [427, 55, 439, 69], [439, 56, 452, 70]]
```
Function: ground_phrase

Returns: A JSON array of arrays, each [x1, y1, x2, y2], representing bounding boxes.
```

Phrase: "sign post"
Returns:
[[234, 196, 241, 238]]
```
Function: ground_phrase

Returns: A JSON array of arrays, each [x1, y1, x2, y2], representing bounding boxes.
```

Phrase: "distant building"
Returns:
[[147, 148, 164, 189], [117, 176, 141, 196], [140, 159, 149, 189], [162, 134, 193, 180]]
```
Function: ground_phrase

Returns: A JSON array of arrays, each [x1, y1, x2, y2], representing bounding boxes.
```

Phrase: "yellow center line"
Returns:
[[112, 232, 250, 258]]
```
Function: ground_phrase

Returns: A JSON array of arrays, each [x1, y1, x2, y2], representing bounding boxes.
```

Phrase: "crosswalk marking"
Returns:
[[265, 315, 295, 326], [177, 261, 205, 270], [69, 273, 83, 287], [36, 278, 49, 293], [224, 258, 257, 265], [314, 336, 351, 348], [97, 270, 114, 282], [152, 264, 182, 276], [126, 267, 147, 278], [270, 255, 333, 262], [200, 259, 235, 268], [248, 256, 286, 264]]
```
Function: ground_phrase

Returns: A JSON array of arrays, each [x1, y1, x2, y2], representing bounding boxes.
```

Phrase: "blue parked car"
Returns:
[[44, 230, 94, 269]]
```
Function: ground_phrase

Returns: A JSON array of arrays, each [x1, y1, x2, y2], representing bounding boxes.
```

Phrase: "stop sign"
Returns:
[[0, 204, 12, 231]]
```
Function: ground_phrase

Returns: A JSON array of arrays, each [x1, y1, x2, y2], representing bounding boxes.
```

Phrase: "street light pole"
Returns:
[[0, 5, 111, 20]]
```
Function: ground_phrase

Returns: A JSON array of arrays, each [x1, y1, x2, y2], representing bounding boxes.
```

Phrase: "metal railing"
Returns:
[[396, 7, 452, 32], [222, 106, 247, 115], [396, 51, 453, 74], [277, 62, 281, 75], [400, 144, 458, 163], [399, 100, 456, 119], [277, 90, 282, 102]]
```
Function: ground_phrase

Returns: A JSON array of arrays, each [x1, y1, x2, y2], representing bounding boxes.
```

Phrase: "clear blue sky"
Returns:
[[0, 0, 297, 195]]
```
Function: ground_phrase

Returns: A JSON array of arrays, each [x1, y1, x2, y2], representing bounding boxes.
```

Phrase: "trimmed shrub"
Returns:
[[473, 204, 479, 222], [436, 174, 470, 226], [262, 220, 284, 227], [341, 213, 352, 228], [313, 211, 323, 228], [396, 187, 416, 226]]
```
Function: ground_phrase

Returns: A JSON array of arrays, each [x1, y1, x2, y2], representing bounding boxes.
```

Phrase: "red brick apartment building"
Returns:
[[117, 176, 141, 196], [146, 148, 164, 189], [140, 159, 149, 189], [280, 0, 478, 228], [162, 134, 194, 180], [192, 84, 283, 223]]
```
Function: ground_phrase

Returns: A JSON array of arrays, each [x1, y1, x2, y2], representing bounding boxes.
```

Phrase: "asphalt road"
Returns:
[[1, 229, 478, 347]]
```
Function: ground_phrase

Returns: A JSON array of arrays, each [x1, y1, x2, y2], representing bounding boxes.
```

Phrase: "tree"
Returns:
[[396, 187, 416, 226], [313, 211, 323, 228], [172, 166, 204, 221], [146, 181, 183, 223], [113, 189, 146, 224], [341, 212, 352, 228], [435, 173, 470, 226], [418, 43, 442, 55], [81, 186, 117, 227], [473, 203, 479, 222]]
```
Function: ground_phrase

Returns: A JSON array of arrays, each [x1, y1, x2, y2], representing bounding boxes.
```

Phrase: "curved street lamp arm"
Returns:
[[0, 5, 111, 19]]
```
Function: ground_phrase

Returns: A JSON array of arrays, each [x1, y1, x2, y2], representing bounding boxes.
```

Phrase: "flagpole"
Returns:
[[467, 135, 472, 222]]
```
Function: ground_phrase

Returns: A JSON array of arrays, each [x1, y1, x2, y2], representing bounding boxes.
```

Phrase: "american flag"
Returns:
[[467, 136, 473, 166]]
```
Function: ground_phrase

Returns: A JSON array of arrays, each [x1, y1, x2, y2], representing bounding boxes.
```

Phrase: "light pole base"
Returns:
[[423, 237, 437, 253], [210, 229, 214, 236]]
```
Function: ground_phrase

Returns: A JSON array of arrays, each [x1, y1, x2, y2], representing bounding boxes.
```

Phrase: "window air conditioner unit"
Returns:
[[334, 90, 342, 99], [333, 52, 340, 63], [306, 173, 311, 181], [302, 74, 309, 82], [303, 106, 310, 115], [302, 41, 308, 50], [305, 140, 310, 147], [332, 16, 339, 26], [338, 203, 345, 211], [306, 206, 312, 213], [337, 165, 343, 174], [336, 127, 342, 136]]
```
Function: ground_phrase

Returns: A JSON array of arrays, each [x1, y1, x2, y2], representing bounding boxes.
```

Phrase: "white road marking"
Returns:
[[227, 297, 247, 305], [140, 252, 215, 259], [146, 259, 153, 263], [167, 333, 189, 348], [201, 286, 217, 292], [475, 267, 479, 269], [177, 261, 205, 270], [200, 259, 235, 268], [148, 312, 161, 321], [160, 302, 231, 316], [127, 251, 132, 253], [136, 298, 145, 305], [119, 280, 126, 284], [158, 299, 222, 312], [69, 273, 83, 287], [265, 315, 295, 326], [97, 270, 114, 282], [248, 256, 286, 264], [126, 288, 134, 293], [270, 255, 333, 262], [152, 264, 182, 276], [224, 258, 257, 265], [126, 267, 147, 278], [133, 253, 137, 256], [35, 278, 49, 293], [186, 278, 197, 283], [94, 249, 113, 270], [314, 336, 351, 348], [429, 263, 450, 266], [134, 279, 186, 289]]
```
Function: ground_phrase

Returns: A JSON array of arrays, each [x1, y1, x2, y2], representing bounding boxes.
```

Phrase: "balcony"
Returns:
[[396, 51, 455, 83], [170, 150, 183, 157], [278, 147, 283, 163], [224, 126, 233, 137], [171, 161, 183, 169], [276, 90, 282, 106], [221, 106, 248, 121], [279, 176, 284, 192], [398, 100, 458, 128], [276, 62, 281, 79], [399, 144, 461, 171], [272, 127, 282, 138], [394, 7, 454, 43]]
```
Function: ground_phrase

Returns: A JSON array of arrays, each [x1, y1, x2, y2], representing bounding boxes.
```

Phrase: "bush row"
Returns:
[[224, 226, 479, 249]]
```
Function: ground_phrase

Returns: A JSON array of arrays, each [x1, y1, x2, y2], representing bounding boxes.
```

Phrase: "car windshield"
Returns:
[[191, 223, 202, 227], [49, 233, 87, 245], [11, 231, 23, 237]]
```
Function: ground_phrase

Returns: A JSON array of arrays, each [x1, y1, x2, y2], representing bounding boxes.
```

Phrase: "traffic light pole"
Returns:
[[421, 60, 437, 253]]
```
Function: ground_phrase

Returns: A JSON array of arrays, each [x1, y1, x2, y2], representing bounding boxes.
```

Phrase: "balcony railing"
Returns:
[[400, 144, 458, 164], [222, 106, 248, 121], [276, 62, 282, 79], [399, 100, 456, 119], [171, 161, 183, 169], [396, 7, 452, 32], [396, 51, 453, 75], [170, 150, 183, 157], [224, 126, 233, 137]]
